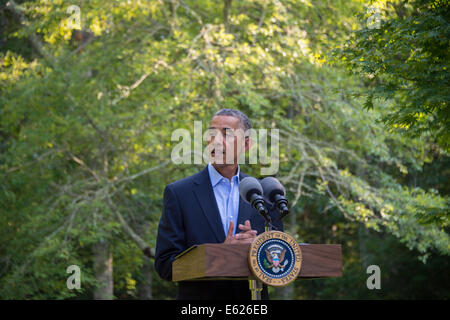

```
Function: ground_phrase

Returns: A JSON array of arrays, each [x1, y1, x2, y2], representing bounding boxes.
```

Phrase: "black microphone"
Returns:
[[261, 177, 289, 221], [239, 177, 269, 221]]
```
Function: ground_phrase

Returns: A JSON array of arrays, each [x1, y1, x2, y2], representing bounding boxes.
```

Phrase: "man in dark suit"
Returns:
[[155, 109, 283, 300]]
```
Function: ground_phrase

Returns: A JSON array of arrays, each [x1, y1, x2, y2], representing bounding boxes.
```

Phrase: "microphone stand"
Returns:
[[249, 207, 272, 301]]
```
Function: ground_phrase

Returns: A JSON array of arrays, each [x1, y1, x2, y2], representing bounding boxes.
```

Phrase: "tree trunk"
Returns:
[[93, 240, 114, 300], [359, 223, 370, 270], [137, 256, 153, 300], [223, 0, 232, 32], [279, 105, 297, 300]]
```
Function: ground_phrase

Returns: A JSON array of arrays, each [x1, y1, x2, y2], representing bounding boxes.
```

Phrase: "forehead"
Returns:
[[209, 115, 242, 130]]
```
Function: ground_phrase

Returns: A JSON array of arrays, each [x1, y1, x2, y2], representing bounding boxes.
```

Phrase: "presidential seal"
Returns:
[[248, 231, 302, 287]]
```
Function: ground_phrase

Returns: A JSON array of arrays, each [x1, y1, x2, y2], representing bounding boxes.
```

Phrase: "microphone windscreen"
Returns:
[[239, 177, 263, 203], [261, 177, 285, 203]]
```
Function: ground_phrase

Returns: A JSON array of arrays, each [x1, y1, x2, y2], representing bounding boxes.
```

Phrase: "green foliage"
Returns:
[[331, 0, 450, 150], [0, 0, 448, 299]]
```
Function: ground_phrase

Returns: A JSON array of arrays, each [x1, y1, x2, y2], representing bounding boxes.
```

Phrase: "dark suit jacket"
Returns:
[[154, 165, 283, 300]]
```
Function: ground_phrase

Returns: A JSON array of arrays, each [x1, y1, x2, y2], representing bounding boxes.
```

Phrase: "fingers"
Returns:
[[235, 220, 257, 242], [238, 220, 253, 232], [234, 233, 257, 244], [224, 220, 258, 244], [238, 220, 257, 238], [235, 231, 257, 240], [226, 221, 234, 239], [224, 221, 235, 244]]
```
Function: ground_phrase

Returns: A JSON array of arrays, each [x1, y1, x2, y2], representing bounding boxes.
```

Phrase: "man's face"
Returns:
[[207, 115, 250, 167]]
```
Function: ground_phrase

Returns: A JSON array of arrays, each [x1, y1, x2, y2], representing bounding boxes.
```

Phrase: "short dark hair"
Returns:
[[213, 109, 252, 131]]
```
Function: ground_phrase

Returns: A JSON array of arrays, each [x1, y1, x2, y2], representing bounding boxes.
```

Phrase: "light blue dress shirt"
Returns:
[[207, 163, 240, 237]]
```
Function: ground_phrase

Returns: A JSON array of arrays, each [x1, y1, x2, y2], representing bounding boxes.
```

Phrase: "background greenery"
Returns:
[[0, 0, 448, 299]]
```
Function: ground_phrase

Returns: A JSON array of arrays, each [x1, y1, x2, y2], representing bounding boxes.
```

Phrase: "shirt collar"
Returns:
[[208, 163, 240, 187]]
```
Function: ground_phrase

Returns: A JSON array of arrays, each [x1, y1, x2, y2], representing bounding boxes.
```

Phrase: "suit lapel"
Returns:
[[192, 167, 262, 240], [193, 166, 226, 243], [236, 196, 253, 233]]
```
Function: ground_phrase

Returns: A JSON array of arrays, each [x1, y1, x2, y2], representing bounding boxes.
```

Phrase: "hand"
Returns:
[[224, 220, 258, 244]]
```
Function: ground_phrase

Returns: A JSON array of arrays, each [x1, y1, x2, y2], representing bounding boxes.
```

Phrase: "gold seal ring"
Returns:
[[248, 230, 302, 287]]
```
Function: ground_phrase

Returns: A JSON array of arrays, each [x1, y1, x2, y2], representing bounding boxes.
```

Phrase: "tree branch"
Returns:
[[5, 0, 55, 66], [105, 196, 155, 259]]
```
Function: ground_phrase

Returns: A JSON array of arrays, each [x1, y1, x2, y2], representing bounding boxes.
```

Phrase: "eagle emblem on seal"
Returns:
[[264, 244, 289, 273]]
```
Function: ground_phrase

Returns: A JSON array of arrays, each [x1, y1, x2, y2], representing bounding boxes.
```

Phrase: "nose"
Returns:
[[213, 131, 224, 144], [210, 132, 227, 148]]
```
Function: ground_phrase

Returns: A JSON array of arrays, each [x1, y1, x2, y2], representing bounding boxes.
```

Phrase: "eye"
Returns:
[[224, 129, 236, 138], [207, 129, 219, 137]]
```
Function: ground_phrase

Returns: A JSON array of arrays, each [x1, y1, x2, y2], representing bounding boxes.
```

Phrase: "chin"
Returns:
[[212, 160, 237, 167]]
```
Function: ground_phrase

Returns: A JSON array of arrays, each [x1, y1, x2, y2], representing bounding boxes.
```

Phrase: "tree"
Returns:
[[331, 0, 450, 151], [0, 0, 448, 299]]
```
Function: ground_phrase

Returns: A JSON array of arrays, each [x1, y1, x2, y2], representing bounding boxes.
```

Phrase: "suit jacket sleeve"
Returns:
[[154, 185, 186, 281]]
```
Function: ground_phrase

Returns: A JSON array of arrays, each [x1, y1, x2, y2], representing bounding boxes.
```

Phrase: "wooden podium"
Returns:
[[172, 242, 342, 299]]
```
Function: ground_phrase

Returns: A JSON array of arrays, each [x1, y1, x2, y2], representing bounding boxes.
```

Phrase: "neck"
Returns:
[[212, 163, 238, 181]]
